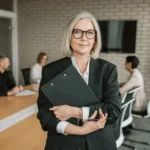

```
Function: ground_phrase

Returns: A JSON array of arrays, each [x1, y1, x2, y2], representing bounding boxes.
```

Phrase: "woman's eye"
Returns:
[[88, 31, 94, 35], [74, 30, 80, 34]]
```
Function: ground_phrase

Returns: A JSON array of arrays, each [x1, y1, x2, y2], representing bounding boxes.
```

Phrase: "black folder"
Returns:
[[41, 65, 99, 107]]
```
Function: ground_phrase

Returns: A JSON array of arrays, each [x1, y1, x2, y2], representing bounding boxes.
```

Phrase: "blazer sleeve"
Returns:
[[37, 66, 60, 131], [89, 65, 121, 125]]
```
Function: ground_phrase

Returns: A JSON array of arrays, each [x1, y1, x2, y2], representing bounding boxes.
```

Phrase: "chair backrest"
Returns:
[[126, 86, 140, 98], [21, 68, 31, 85], [121, 86, 140, 128], [116, 97, 135, 148], [121, 86, 140, 103]]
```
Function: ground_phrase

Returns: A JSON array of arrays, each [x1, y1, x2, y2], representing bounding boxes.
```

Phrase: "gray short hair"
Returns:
[[61, 11, 101, 59]]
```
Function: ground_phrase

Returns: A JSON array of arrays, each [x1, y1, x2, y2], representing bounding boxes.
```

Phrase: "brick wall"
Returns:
[[18, 0, 150, 98]]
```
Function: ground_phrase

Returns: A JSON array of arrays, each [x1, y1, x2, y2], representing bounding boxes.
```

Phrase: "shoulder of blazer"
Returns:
[[43, 57, 71, 70], [42, 57, 72, 79], [96, 58, 116, 70]]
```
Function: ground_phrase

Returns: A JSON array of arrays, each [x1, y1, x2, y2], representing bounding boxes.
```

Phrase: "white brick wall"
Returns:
[[18, 0, 150, 98]]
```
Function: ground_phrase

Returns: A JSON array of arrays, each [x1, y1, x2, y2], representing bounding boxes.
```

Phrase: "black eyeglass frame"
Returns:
[[72, 29, 97, 39]]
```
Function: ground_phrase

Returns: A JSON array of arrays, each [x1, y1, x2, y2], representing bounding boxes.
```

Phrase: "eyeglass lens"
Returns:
[[72, 29, 96, 39]]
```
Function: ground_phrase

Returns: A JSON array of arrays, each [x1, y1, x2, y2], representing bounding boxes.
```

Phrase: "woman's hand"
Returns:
[[50, 105, 72, 121], [81, 108, 107, 135]]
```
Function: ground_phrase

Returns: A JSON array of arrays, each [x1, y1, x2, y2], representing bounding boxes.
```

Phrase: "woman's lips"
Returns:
[[79, 44, 88, 46]]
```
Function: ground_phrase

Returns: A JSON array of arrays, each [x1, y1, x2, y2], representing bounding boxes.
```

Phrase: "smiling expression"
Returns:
[[71, 19, 95, 56]]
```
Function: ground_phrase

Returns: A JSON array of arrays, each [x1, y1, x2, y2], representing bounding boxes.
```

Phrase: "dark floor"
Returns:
[[118, 117, 150, 150]]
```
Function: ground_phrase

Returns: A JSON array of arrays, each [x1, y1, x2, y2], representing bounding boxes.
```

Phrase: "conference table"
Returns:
[[0, 84, 47, 150], [0, 113, 47, 150], [0, 84, 39, 120]]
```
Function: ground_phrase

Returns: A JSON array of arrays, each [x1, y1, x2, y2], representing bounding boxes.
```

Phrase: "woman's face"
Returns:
[[125, 60, 131, 71], [41, 55, 48, 66], [71, 19, 95, 56]]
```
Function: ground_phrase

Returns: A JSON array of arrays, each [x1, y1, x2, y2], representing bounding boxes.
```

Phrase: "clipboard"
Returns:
[[41, 65, 99, 107]]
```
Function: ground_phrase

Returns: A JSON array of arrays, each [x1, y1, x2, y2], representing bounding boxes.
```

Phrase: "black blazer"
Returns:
[[37, 57, 121, 150]]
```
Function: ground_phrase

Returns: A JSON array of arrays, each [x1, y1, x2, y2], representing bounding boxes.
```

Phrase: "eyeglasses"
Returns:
[[72, 29, 96, 39]]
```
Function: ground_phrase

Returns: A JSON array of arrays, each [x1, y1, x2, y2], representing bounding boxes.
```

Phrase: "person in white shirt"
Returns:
[[30, 52, 48, 84], [120, 56, 147, 112]]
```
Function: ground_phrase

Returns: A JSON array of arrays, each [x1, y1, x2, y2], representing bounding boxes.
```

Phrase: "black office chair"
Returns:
[[21, 68, 31, 85], [122, 87, 150, 146], [122, 87, 140, 128], [116, 96, 136, 150]]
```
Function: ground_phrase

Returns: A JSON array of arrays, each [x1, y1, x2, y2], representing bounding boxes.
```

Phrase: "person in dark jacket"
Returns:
[[0, 54, 23, 96], [37, 11, 121, 150]]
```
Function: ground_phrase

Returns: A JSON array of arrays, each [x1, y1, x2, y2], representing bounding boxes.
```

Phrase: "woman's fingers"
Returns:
[[99, 108, 105, 118], [49, 106, 58, 110], [89, 110, 97, 119], [97, 109, 107, 125]]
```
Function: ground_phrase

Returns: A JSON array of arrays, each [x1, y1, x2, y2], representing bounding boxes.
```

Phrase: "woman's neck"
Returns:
[[39, 63, 43, 67], [73, 53, 90, 74]]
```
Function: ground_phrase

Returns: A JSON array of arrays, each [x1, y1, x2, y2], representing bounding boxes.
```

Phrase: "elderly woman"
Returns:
[[37, 12, 121, 150]]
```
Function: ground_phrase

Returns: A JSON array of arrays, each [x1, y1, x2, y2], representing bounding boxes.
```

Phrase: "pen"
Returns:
[[87, 118, 112, 121]]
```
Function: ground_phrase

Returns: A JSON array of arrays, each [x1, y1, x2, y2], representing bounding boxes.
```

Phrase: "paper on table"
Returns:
[[15, 90, 36, 96]]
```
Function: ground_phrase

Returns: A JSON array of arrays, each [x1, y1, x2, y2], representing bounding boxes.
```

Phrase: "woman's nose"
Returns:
[[81, 32, 87, 40]]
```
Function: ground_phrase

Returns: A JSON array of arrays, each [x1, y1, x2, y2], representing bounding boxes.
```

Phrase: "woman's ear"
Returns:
[[129, 62, 132, 68]]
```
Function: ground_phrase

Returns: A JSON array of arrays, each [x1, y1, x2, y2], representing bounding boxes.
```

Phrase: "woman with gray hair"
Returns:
[[37, 11, 121, 150]]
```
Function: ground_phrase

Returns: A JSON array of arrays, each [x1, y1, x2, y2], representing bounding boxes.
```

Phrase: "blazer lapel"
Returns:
[[88, 58, 101, 99], [61, 57, 72, 69]]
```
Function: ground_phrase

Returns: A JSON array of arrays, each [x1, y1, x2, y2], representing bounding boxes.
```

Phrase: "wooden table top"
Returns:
[[0, 114, 47, 150], [0, 84, 39, 119]]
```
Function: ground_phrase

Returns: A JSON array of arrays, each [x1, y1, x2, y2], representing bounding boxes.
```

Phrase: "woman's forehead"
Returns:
[[74, 19, 94, 30]]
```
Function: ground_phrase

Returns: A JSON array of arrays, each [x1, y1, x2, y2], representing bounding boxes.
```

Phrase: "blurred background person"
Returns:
[[119, 56, 147, 113], [30, 52, 48, 84], [0, 54, 23, 96]]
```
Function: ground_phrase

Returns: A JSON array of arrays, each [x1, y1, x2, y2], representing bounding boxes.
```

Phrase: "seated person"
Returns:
[[0, 54, 23, 96], [30, 52, 48, 84], [119, 56, 147, 113]]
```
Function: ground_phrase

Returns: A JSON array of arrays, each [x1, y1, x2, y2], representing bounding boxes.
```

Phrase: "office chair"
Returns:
[[116, 97, 136, 150], [122, 87, 150, 146], [122, 87, 140, 128], [21, 68, 31, 85]]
